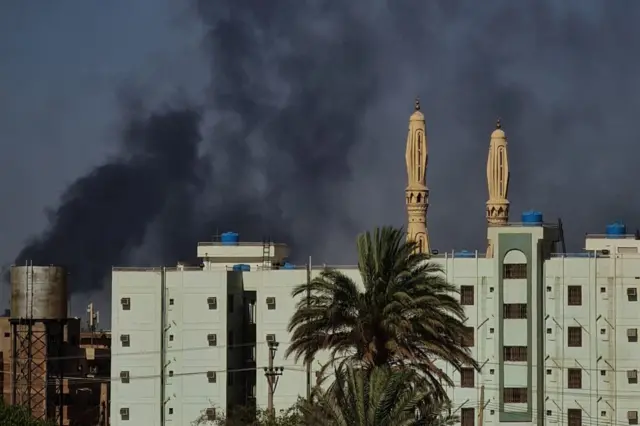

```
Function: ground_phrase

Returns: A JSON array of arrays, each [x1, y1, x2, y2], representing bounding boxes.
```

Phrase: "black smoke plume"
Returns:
[[15, 1, 640, 297], [15, 106, 205, 291]]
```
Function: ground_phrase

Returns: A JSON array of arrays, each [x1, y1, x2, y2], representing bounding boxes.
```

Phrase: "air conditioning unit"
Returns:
[[629, 411, 638, 422], [206, 408, 216, 420], [120, 334, 130, 347], [266, 297, 276, 309], [120, 371, 130, 383], [120, 297, 131, 310], [266, 334, 276, 343], [207, 297, 217, 309], [120, 408, 130, 420], [206, 371, 216, 383], [207, 334, 217, 346]]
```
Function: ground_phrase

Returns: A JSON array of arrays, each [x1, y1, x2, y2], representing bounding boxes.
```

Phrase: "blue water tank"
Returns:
[[232, 264, 250, 271], [220, 232, 240, 245], [605, 222, 626, 239], [454, 250, 475, 258], [521, 211, 543, 225], [282, 262, 295, 270]]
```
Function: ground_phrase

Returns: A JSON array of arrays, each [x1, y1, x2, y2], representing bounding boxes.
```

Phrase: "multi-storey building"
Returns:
[[110, 103, 640, 426]]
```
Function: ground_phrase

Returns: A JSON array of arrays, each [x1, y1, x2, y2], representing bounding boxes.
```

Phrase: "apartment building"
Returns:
[[111, 218, 640, 426]]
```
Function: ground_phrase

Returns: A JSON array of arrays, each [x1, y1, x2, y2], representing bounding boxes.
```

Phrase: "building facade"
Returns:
[[109, 104, 640, 426]]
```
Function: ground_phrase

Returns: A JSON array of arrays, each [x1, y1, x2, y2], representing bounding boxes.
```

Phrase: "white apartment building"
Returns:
[[111, 220, 640, 426]]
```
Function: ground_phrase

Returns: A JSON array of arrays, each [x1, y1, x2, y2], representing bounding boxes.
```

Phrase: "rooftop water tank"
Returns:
[[232, 264, 251, 272], [605, 222, 626, 239], [10, 265, 68, 320], [220, 232, 239, 246], [521, 211, 543, 225], [282, 262, 295, 270], [454, 250, 475, 258]]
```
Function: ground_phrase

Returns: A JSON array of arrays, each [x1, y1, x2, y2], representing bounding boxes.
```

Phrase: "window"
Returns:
[[461, 327, 474, 347], [568, 368, 582, 389], [169, 335, 174, 342], [628, 287, 638, 302], [169, 298, 174, 305], [228, 295, 234, 313], [503, 387, 527, 403], [121, 297, 131, 310], [627, 370, 638, 384], [568, 327, 582, 347], [503, 303, 527, 319], [3, 332, 9, 338], [629, 411, 639, 425], [460, 286, 474, 305], [568, 285, 582, 306], [206, 408, 216, 421], [628, 328, 638, 343], [169, 370, 174, 377], [460, 368, 474, 388], [460, 408, 475, 426], [568, 409, 581, 426], [504, 346, 527, 362], [266, 297, 276, 310], [600, 370, 606, 377], [120, 334, 130, 348], [169, 408, 173, 415], [207, 297, 217, 310], [503, 263, 527, 279], [207, 334, 217, 346]]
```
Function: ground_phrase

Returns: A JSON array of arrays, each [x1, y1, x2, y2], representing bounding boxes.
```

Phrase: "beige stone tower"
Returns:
[[405, 98, 430, 255], [486, 119, 510, 256]]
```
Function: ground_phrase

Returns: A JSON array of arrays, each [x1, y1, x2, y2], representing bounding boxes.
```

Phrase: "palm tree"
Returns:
[[300, 364, 458, 426], [286, 226, 478, 400]]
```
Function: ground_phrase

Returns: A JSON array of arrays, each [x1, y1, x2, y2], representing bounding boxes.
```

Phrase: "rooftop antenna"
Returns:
[[557, 218, 566, 254]]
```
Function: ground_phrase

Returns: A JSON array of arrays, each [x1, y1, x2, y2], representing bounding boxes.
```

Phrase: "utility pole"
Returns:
[[264, 341, 284, 417], [478, 385, 485, 426], [87, 303, 99, 346], [306, 256, 312, 400]]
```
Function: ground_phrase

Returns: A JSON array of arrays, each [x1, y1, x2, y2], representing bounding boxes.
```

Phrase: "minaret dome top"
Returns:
[[410, 97, 424, 121], [491, 118, 505, 139]]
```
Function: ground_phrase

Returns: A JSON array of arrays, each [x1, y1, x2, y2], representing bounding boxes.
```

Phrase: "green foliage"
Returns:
[[301, 364, 457, 426], [193, 403, 304, 425], [286, 226, 478, 401], [0, 400, 55, 426]]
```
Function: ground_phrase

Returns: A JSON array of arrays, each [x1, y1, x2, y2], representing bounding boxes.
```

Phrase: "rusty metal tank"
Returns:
[[10, 265, 68, 319]]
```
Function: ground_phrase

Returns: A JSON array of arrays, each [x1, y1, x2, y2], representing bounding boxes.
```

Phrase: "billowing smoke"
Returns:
[[15, 105, 206, 291], [13, 1, 640, 296]]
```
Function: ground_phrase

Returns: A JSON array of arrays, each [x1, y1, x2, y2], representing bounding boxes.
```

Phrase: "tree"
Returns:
[[193, 404, 304, 426], [286, 226, 478, 400], [300, 364, 457, 426], [0, 401, 54, 426]]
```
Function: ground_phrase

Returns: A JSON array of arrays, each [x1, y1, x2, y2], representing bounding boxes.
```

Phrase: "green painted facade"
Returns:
[[497, 232, 545, 424]]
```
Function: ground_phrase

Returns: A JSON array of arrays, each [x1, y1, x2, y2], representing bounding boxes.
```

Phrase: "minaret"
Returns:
[[405, 98, 430, 255], [486, 119, 510, 256]]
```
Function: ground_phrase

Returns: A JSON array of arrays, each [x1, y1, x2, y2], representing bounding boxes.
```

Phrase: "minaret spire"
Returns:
[[405, 97, 430, 255], [486, 118, 510, 256]]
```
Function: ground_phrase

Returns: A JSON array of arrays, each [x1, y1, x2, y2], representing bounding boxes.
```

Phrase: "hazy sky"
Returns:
[[2, 1, 640, 325]]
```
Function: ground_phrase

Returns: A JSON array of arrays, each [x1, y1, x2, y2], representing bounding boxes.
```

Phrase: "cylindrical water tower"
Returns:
[[10, 265, 68, 319], [9, 264, 68, 424]]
